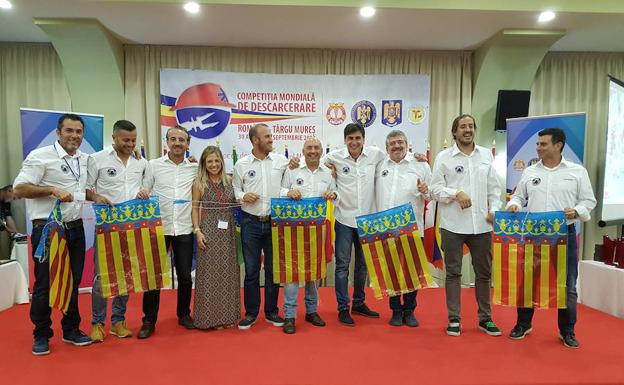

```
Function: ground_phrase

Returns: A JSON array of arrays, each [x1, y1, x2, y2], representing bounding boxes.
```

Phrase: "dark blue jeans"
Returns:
[[241, 213, 279, 318], [517, 224, 578, 334], [30, 223, 85, 339], [142, 233, 194, 324], [334, 220, 368, 312]]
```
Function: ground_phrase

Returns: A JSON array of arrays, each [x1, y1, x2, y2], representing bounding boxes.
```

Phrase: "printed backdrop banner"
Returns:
[[20, 108, 104, 290], [506, 113, 586, 198], [160, 69, 430, 171]]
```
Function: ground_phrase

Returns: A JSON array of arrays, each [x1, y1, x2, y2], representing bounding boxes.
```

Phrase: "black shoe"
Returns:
[[478, 319, 502, 336], [62, 330, 92, 346], [266, 314, 285, 327], [446, 319, 461, 336], [389, 310, 403, 326], [32, 337, 50, 356], [338, 310, 355, 326], [305, 312, 326, 327], [403, 311, 420, 327], [351, 303, 380, 318], [238, 315, 257, 330], [178, 315, 196, 330], [560, 333, 580, 349], [509, 324, 532, 340], [283, 318, 296, 334], [137, 323, 155, 339]]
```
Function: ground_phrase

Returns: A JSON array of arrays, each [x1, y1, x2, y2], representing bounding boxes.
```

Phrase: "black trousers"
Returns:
[[142, 233, 194, 324], [30, 223, 85, 339]]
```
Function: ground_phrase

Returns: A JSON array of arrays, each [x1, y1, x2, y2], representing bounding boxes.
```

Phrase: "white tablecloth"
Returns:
[[578, 260, 624, 318], [0, 261, 30, 311], [10, 241, 29, 287]]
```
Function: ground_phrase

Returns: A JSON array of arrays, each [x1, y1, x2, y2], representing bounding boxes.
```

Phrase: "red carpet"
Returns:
[[1, 288, 623, 385]]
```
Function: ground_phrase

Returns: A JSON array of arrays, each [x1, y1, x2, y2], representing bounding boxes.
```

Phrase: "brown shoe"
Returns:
[[110, 321, 132, 338], [283, 318, 296, 334], [305, 312, 326, 327]]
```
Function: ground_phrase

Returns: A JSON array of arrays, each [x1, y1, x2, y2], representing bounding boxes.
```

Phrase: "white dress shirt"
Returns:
[[232, 152, 288, 216], [375, 155, 432, 232], [145, 155, 197, 236], [506, 157, 597, 224], [323, 146, 385, 228], [431, 143, 502, 235], [280, 163, 336, 198], [14, 141, 88, 221], [86, 146, 151, 203]]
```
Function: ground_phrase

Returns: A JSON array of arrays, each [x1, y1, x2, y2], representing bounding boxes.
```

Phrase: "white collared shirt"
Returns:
[[86, 146, 151, 204], [145, 155, 197, 236], [506, 157, 596, 224], [232, 152, 289, 216], [375, 155, 432, 232], [323, 146, 385, 228], [431, 143, 502, 235], [14, 141, 88, 221], [280, 163, 336, 198]]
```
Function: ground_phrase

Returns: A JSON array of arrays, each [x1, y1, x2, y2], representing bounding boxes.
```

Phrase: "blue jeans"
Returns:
[[91, 253, 129, 325], [283, 280, 319, 319], [517, 224, 578, 334], [30, 223, 86, 339], [241, 212, 280, 318], [334, 221, 368, 312]]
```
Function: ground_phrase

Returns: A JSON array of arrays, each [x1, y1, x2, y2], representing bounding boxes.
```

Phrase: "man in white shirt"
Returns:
[[506, 128, 596, 349], [14, 113, 92, 355], [139, 126, 197, 339], [233, 123, 288, 330], [86, 120, 151, 342], [430, 114, 502, 337], [324, 123, 385, 326], [375, 130, 431, 328], [280, 137, 337, 334]]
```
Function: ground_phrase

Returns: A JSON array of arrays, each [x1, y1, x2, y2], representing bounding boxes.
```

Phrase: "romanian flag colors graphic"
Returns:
[[492, 211, 568, 309], [355, 203, 435, 300], [271, 197, 333, 284], [92, 198, 172, 298]]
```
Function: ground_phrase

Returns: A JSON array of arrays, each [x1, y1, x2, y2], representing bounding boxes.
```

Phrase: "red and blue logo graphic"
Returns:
[[160, 83, 306, 139]]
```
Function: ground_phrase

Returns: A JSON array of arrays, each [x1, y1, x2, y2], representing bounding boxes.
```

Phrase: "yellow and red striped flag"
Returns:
[[492, 211, 567, 309], [271, 197, 333, 284], [355, 203, 436, 300], [92, 198, 171, 298], [34, 201, 73, 312]]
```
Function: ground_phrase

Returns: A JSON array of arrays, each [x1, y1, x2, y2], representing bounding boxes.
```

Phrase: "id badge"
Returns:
[[218, 220, 229, 230]]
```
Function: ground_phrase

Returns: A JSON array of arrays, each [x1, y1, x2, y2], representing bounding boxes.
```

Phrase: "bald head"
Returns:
[[302, 137, 323, 168]]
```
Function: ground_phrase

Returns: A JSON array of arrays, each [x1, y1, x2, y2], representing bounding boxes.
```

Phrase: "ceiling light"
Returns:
[[538, 11, 556, 22], [0, 0, 13, 10], [184, 2, 200, 14], [360, 6, 376, 18]]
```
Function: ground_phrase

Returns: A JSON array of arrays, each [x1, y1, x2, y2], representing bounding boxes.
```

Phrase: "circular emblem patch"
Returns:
[[381, 169, 389, 177], [326, 103, 346, 126], [342, 166, 350, 174], [532, 177, 541, 186], [60, 164, 69, 174], [351, 100, 376, 128], [106, 168, 117, 177], [455, 165, 464, 174], [247, 170, 256, 178], [296, 178, 304, 186]]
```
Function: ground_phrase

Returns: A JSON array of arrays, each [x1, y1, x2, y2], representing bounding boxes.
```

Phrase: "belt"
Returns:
[[243, 212, 271, 222], [32, 218, 83, 229]]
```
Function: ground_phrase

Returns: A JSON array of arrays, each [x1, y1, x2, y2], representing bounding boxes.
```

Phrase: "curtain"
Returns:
[[530, 52, 624, 259], [0, 43, 71, 255], [124, 45, 472, 159]]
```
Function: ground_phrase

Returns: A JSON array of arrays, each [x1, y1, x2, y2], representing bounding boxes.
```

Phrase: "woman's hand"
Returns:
[[196, 231, 208, 250]]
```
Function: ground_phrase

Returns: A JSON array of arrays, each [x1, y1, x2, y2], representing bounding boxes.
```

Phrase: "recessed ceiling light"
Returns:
[[538, 11, 556, 22], [360, 6, 376, 18], [0, 0, 13, 10], [184, 2, 200, 14]]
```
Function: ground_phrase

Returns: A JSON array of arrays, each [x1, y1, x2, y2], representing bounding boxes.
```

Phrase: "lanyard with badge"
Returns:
[[54, 143, 85, 201], [209, 179, 229, 230]]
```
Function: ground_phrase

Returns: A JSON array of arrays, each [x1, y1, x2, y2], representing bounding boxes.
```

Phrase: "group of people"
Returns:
[[12, 112, 596, 356]]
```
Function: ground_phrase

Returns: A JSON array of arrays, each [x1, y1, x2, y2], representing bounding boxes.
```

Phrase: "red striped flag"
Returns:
[[271, 197, 333, 284], [356, 203, 436, 299], [493, 211, 567, 309], [92, 198, 171, 298]]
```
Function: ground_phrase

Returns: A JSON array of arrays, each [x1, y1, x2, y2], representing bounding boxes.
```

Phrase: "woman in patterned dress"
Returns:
[[191, 146, 240, 329]]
